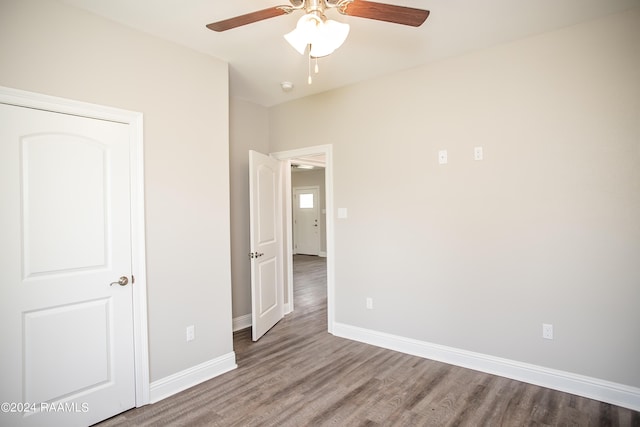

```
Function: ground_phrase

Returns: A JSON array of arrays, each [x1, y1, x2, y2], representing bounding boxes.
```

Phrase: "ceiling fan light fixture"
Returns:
[[284, 13, 321, 54], [310, 19, 350, 58], [284, 13, 349, 57]]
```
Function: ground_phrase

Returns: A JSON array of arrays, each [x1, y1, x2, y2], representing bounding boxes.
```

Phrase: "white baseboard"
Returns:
[[333, 322, 640, 412], [233, 314, 251, 332], [149, 352, 237, 403], [319, 251, 327, 258]]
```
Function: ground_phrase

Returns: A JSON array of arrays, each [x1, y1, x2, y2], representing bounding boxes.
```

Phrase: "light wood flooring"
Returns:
[[98, 255, 640, 426]]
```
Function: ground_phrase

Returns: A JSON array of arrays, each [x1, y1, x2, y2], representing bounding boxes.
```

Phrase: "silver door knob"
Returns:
[[110, 276, 129, 286]]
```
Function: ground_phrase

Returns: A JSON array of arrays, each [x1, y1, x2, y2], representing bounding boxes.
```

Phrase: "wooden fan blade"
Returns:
[[341, 0, 429, 27], [206, 7, 289, 32]]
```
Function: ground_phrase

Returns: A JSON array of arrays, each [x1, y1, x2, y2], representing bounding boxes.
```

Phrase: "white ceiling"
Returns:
[[60, 0, 638, 107]]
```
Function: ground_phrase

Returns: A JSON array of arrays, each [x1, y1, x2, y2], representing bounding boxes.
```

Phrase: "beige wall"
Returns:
[[229, 98, 270, 318], [0, 0, 233, 381], [269, 9, 640, 387]]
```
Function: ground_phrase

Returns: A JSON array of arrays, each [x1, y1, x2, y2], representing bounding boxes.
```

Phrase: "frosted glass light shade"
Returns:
[[310, 19, 349, 57], [284, 13, 350, 57], [284, 14, 321, 54]]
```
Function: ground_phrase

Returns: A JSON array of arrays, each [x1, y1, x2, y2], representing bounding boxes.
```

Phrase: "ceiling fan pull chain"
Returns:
[[308, 46, 313, 84]]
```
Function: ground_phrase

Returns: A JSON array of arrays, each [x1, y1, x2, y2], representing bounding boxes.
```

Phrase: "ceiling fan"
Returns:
[[206, 0, 430, 33], [206, 0, 429, 84]]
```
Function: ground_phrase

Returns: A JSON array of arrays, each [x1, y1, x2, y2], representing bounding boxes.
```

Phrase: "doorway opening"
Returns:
[[271, 145, 334, 334]]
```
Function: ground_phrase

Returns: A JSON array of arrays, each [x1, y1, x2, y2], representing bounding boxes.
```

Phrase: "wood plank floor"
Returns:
[[98, 255, 640, 426]]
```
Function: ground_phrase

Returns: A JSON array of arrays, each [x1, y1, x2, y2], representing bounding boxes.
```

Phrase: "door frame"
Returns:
[[271, 145, 334, 334], [0, 86, 150, 406], [292, 185, 321, 256]]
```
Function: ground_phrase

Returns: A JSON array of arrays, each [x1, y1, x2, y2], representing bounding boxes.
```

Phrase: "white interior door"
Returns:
[[293, 186, 320, 255], [0, 104, 136, 426], [249, 150, 284, 341]]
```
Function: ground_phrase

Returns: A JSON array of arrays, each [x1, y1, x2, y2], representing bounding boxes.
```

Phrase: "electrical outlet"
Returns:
[[366, 297, 373, 310], [542, 323, 553, 340], [186, 325, 195, 342], [474, 146, 483, 160]]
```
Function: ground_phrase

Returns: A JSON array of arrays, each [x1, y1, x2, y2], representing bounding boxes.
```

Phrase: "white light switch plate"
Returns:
[[438, 150, 448, 164], [337, 208, 348, 219]]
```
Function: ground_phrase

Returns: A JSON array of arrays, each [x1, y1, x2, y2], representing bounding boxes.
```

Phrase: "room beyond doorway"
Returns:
[[292, 255, 327, 322], [271, 144, 335, 334]]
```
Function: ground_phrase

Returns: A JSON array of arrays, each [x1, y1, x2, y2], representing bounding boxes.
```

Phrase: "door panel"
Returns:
[[249, 150, 284, 341], [22, 134, 108, 276], [258, 258, 277, 314], [0, 103, 135, 426], [24, 299, 111, 404], [257, 166, 276, 244]]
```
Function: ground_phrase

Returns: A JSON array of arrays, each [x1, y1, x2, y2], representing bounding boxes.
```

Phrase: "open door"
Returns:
[[249, 150, 284, 341]]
